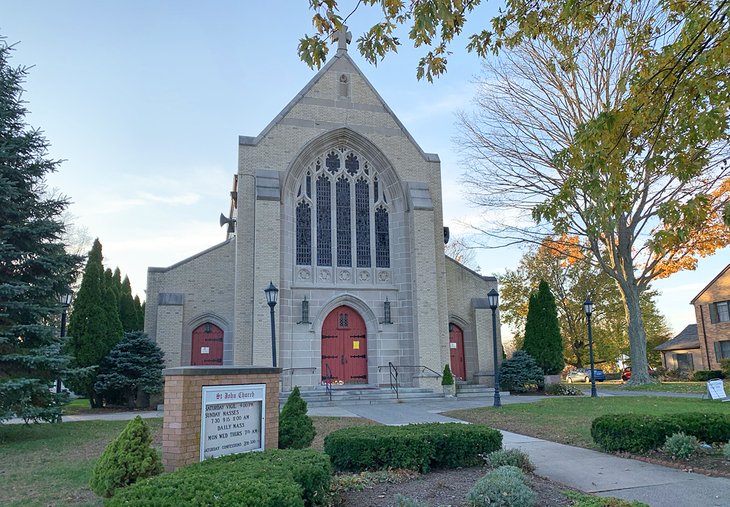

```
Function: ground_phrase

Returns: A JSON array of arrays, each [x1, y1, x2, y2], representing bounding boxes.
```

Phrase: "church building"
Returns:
[[144, 30, 501, 393]]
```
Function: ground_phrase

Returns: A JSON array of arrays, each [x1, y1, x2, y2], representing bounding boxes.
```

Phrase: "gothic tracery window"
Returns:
[[295, 147, 391, 277]]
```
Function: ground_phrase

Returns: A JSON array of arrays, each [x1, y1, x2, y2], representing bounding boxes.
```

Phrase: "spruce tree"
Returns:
[[94, 332, 164, 409], [521, 280, 565, 375], [0, 40, 82, 423], [66, 239, 123, 406], [119, 276, 139, 332]]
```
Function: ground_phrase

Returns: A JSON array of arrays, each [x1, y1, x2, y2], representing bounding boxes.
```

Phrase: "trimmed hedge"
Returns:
[[691, 370, 725, 381], [591, 413, 730, 453], [107, 449, 331, 507], [323, 423, 502, 472]]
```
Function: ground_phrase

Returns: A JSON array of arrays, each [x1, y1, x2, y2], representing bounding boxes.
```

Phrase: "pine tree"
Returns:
[[0, 40, 82, 423], [119, 276, 139, 332], [66, 239, 123, 406], [94, 332, 164, 409], [522, 280, 565, 375]]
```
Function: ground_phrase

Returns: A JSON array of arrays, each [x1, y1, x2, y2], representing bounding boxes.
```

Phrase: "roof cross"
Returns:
[[332, 25, 352, 53]]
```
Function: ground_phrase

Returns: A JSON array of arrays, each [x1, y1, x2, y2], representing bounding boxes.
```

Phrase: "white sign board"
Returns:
[[707, 379, 729, 401], [200, 384, 266, 461]]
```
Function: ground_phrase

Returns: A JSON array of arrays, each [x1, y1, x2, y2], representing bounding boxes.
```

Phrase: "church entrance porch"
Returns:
[[321, 305, 367, 385], [449, 323, 466, 381], [191, 322, 224, 365]]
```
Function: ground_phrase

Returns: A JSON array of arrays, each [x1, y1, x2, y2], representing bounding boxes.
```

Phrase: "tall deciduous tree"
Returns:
[[66, 239, 123, 406], [299, 2, 729, 385], [0, 40, 82, 423], [522, 281, 565, 375]]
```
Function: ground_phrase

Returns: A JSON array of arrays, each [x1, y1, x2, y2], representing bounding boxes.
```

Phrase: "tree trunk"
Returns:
[[618, 282, 652, 384]]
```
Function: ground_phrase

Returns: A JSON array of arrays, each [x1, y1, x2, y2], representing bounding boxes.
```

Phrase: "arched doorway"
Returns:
[[321, 305, 367, 384], [191, 322, 224, 366], [449, 323, 466, 380]]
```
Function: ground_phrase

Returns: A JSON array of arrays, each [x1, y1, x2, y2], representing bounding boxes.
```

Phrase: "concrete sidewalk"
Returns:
[[4, 410, 163, 424]]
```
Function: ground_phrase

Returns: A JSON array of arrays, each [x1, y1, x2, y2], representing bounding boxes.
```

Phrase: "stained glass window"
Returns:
[[373, 177, 379, 203], [336, 177, 351, 267], [375, 206, 390, 268], [306, 173, 311, 198], [316, 175, 332, 266], [355, 178, 371, 267], [345, 153, 359, 176], [326, 152, 340, 174], [296, 202, 311, 265]]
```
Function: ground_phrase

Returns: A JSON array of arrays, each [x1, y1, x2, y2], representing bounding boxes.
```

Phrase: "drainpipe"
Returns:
[[699, 305, 712, 369]]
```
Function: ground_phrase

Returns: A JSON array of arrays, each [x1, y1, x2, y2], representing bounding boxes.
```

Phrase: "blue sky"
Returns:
[[3, 1, 727, 338]]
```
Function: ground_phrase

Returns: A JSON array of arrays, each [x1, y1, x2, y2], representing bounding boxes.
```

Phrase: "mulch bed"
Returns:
[[619, 448, 730, 479], [336, 466, 575, 507]]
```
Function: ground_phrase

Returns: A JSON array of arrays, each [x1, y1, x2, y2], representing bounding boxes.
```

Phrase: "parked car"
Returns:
[[566, 368, 606, 383], [621, 366, 654, 382]]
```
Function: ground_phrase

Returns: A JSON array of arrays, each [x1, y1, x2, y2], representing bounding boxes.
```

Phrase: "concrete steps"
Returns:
[[279, 386, 444, 407]]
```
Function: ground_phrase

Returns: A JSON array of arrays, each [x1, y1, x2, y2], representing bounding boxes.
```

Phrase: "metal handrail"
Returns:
[[323, 363, 333, 402], [280, 367, 317, 392], [388, 362, 399, 399], [378, 364, 442, 378]]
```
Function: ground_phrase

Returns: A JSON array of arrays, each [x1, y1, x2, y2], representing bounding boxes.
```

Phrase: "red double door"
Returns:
[[449, 323, 466, 380], [191, 323, 224, 366], [321, 306, 368, 384]]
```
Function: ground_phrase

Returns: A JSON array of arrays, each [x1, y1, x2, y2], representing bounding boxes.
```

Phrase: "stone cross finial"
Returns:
[[332, 25, 352, 53]]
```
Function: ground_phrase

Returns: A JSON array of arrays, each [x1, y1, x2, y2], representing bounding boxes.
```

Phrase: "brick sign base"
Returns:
[[162, 366, 281, 471]]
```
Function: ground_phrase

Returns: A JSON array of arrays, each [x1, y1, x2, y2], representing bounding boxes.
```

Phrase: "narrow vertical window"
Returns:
[[326, 152, 340, 174], [375, 206, 390, 268], [355, 178, 371, 267], [306, 173, 311, 198], [316, 175, 332, 266], [336, 177, 351, 267], [296, 202, 311, 265]]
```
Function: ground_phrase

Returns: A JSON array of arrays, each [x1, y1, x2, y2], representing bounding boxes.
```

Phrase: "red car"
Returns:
[[622, 366, 654, 381]]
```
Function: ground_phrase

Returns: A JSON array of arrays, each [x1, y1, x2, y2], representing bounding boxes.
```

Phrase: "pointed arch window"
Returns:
[[295, 147, 391, 278]]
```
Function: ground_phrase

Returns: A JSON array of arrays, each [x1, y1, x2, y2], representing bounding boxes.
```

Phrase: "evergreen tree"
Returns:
[[66, 239, 123, 406], [0, 40, 82, 423], [119, 276, 139, 332], [94, 332, 164, 409], [278, 386, 316, 449], [134, 296, 145, 331], [522, 280, 565, 375]]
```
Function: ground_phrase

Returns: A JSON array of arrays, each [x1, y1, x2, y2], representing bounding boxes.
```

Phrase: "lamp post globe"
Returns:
[[488, 288, 501, 407], [264, 281, 279, 367], [584, 296, 597, 398]]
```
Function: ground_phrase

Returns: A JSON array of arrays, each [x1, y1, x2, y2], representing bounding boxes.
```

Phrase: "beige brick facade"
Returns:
[[145, 42, 501, 392], [692, 264, 730, 370]]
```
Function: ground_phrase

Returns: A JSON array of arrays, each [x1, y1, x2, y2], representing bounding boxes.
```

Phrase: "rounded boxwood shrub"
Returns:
[[279, 386, 316, 449], [591, 413, 730, 453], [499, 351, 544, 393], [324, 423, 502, 472], [108, 449, 331, 507], [90, 416, 162, 497], [466, 465, 535, 507], [484, 448, 534, 472]]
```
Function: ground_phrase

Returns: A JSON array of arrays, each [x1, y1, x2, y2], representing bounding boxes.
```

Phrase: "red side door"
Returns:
[[322, 306, 367, 384], [191, 323, 224, 365], [449, 323, 466, 380]]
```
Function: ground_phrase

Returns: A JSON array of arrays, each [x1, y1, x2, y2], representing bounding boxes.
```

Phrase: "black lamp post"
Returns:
[[583, 296, 597, 398], [264, 281, 279, 368], [56, 289, 73, 395], [488, 288, 501, 408]]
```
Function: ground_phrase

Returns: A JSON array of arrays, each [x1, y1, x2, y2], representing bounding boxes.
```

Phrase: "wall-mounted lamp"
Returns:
[[298, 296, 311, 324], [204, 322, 212, 333], [382, 298, 392, 324]]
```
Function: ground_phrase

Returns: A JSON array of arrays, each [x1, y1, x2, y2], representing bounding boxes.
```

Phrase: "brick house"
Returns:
[[691, 263, 730, 370], [144, 30, 501, 393], [654, 324, 702, 372]]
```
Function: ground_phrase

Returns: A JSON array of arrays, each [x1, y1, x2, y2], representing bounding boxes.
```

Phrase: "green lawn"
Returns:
[[0, 415, 368, 506], [606, 381, 729, 394], [446, 396, 730, 448], [62, 398, 92, 414]]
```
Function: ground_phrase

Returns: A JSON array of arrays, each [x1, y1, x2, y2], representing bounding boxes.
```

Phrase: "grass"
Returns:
[[446, 396, 730, 448], [0, 418, 163, 507], [607, 380, 730, 394], [62, 398, 92, 414], [0, 414, 371, 506]]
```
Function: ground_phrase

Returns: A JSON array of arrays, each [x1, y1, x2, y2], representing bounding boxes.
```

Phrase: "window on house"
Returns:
[[674, 353, 694, 371], [710, 301, 730, 323], [714, 340, 730, 361], [295, 147, 391, 274]]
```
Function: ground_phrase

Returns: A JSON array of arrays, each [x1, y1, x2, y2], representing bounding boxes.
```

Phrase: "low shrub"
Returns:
[[324, 423, 502, 472], [544, 383, 583, 396], [483, 449, 534, 472], [107, 449, 332, 507], [691, 370, 725, 382], [279, 386, 316, 449], [662, 432, 699, 460], [90, 416, 162, 498], [499, 351, 544, 393], [720, 359, 730, 377], [442, 364, 454, 385], [722, 442, 730, 458], [466, 465, 535, 507], [657, 368, 691, 381], [591, 413, 730, 453]]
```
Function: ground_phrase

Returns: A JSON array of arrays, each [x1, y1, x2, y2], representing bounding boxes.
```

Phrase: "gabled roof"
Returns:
[[654, 324, 700, 351], [238, 43, 438, 163], [691, 263, 730, 304]]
